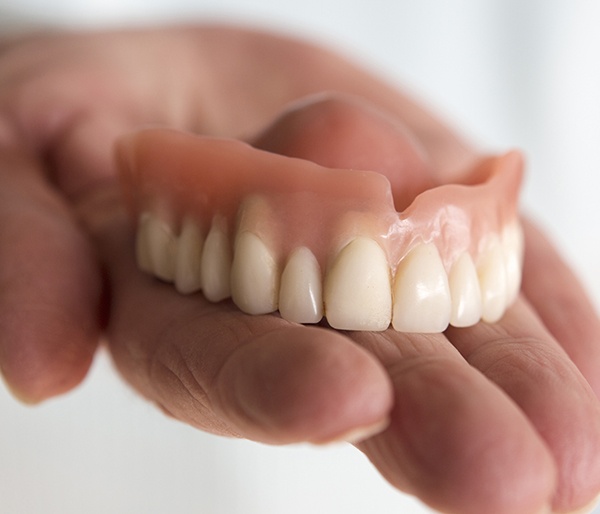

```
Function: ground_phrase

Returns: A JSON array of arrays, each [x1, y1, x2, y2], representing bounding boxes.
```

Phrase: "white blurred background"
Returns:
[[1, 1, 599, 513]]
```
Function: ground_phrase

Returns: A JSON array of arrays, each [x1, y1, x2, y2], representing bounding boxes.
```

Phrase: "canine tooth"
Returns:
[[448, 252, 482, 327], [477, 239, 508, 323], [502, 222, 524, 304], [279, 247, 323, 324], [135, 212, 153, 274], [231, 232, 279, 315], [392, 243, 451, 333], [137, 211, 177, 282], [175, 217, 204, 294], [324, 237, 391, 331], [201, 219, 232, 302]]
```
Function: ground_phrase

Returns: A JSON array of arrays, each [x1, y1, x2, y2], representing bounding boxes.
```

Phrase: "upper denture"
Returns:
[[117, 128, 524, 333]]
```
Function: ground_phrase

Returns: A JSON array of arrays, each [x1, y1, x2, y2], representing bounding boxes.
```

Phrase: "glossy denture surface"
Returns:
[[118, 129, 524, 332]]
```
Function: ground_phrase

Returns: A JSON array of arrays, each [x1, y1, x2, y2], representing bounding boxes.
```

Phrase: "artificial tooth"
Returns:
[[231, 232, 279, 315], [392, 243, 451, 333], [200, 218, 232, 302], [279, 247, 323, 324], [502, 222, 524, 304], [477, 239, 508, 323], [175, 217, 204, 294], [136, 211, 177, 282], [448, 252, 482, 327], [135, 212, 153, 274], [324, 237, 392, 331]]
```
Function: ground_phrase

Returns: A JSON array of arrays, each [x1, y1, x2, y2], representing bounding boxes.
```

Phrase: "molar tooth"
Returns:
[[392, 243, 451, 333], [502, 222, 524, 304], [279, 247, 323, 324], [324, 237, 392, 331], [137, 211, 177, 282], [449, 252, 482, 327], [477, 238, 508, 323], [200, 218, 232, 302], [175, 217, 204, 294], [231, 232, 279, 315]]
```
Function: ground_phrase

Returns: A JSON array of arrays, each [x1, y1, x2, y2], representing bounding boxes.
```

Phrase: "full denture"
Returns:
[[117, 128, 524, 333]]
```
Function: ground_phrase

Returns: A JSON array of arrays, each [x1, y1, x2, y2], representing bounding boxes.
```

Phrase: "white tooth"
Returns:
[[231, 232, 279, 315], [279, 247, 323, 324], [135, 212, 153, 274], [448, 252, 482, 327], [137, 211, 177, 282], [392, 243, 451, 333], [502, 222, 524, 304], [200, 218, 232, 302], [324, 237, 391, 331], [477, 238, 508, 323], [175, 217, 204, 294]]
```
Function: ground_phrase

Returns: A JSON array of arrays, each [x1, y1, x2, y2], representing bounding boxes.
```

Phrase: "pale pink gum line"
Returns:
[[117, 129, 523, 272]]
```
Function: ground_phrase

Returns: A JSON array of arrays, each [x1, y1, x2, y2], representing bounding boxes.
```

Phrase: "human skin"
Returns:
[[1, 26, 600, 514]]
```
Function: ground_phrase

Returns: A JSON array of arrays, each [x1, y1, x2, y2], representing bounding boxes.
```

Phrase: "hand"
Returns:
[[1, 26, 599, 514]]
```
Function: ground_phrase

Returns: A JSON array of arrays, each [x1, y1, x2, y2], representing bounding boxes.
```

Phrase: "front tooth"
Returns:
[[477, 238, 508, 323], [502, 222, 524, 304], [392, 243, 451, 333], [449, 252, 482, 327], [136, 211, 177, 282], [324, 237, 392, 331], [279, 247, 323, 324], [231, 232, 279, 315], [200, 218, 232, 302], [175, 217, 204, 294]]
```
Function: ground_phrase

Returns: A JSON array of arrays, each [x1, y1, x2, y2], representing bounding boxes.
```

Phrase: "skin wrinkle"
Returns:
[[346, 324, 464, 369], [359, 354, 555, 514], [211, 324, 392, 445], [209, 321, 310, 436], [447, 303, 600, 512], [149, 341, 239, 436]]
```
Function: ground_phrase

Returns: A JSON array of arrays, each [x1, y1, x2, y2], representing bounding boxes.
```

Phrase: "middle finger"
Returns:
[[351, 327, 555, 514], [446, 297, 600, 513]]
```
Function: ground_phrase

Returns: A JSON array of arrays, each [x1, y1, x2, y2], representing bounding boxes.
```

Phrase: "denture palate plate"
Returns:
[[119, 129, 525, 333]]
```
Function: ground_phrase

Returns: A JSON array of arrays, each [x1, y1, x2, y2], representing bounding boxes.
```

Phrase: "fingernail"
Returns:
[[555, 493, 600, 514], [0, 372, 39, 405], [316, 416, 390, 445]]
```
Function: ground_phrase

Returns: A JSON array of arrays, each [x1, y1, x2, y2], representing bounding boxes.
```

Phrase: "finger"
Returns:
[[351, 330, 555, 514], [0, 146, 101, 402], [79, 188, 393, 444], [252, 92, 437, 210], [446, 298, 600, 513], [521, 218, 600, 397], [198, 26, 475, 176]]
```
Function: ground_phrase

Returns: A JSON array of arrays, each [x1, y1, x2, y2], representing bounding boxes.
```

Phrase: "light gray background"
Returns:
[[1, 1, 599, 513]]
